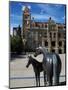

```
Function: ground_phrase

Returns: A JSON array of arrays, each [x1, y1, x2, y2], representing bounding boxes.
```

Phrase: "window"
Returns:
[[45, 24, 47, 28], [54, 33, 56, 38], [51, 41, 55, 47], [50, 32, 52, 38], [58, 26, 63, 30], [59, 49, 62, 54], [51, 25, 56, 30], [25, 15, 30, 19], [59, 41, 62, 47], [45, 41, 48, 46], [44, 33, 47, 37], [51, 49, 55, 53], [58, 33, 61, 38]]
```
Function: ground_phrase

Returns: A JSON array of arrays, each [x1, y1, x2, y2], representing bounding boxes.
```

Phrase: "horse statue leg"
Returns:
[[43, 63, 47, 86], [38, 72, 40, 86], [47, 75, 53, 86], [35, 72, 38, 86], [43, 71, 47, 86], [53, 55, 60, 85], [54, 66, 60, 85]]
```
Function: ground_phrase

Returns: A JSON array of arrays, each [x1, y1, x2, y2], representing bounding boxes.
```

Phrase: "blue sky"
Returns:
[[9, 1, 66, 33]]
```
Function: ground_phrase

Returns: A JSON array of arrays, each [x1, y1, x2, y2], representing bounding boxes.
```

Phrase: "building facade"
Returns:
[[22, 6, 66, 54]]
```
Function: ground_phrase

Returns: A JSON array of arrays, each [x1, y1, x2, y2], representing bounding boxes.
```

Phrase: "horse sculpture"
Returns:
[[34, 46, 61, 86], [26, 55, 43, 86]]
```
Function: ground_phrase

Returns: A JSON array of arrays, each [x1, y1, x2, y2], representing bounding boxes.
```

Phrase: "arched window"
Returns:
[[51, 41, 55, 47], [59, 49, 62, 54], [51, 49, 55, 53], [45, 41, 48, 46], [59, 41, 62, 47]]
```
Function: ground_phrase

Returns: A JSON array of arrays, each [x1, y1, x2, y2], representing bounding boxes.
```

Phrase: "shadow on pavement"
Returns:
[[9, 52, 27, 61], [59, 81, 66, 86]]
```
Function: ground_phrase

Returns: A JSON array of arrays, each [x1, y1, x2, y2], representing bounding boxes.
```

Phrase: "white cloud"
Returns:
[[22, 5, 31, 11], [31, 14, 50, 20], [37, 4, 51, 12], [18, 2, 22, 6], [40, 10, 46, 15], [31, 13, 60, 23], [54, 4, 63, 8], [22, 6, 26, 11], [37, 3, 62, 16], [28, 5, 31, 9]]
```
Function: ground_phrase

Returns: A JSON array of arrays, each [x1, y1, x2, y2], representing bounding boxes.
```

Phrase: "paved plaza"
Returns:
[[9, 54, 66, 88]]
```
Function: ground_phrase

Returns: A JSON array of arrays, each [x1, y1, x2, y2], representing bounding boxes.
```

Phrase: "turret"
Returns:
[[22, 6, 31, 38]]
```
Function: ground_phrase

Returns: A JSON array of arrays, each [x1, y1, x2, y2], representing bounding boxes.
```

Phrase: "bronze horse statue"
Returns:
[[34, 46, 62, 86], [26, 55, 43, 86]]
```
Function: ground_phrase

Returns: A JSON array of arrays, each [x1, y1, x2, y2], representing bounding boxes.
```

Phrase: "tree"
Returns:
[[10, 35, 23, 54], [17, 25, 21, 37]]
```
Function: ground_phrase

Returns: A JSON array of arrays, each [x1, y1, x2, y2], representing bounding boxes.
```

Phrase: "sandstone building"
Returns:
[[22, 6, 66, 54]]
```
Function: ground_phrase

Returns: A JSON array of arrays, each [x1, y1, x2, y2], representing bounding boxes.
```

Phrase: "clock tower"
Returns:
[[22, 6, 31, 39]]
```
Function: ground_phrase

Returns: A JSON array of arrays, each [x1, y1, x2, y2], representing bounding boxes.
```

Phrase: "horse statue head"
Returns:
[[26, 55, 32, 68], [34, 46, 48, 57]]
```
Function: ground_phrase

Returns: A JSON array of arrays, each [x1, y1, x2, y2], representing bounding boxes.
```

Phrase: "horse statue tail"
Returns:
[[53, 53, 62, 85], [56, 53, 62, 74]]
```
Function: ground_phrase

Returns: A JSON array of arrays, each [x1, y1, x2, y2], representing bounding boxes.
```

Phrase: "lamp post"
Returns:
[[23, 38, 26, 54]]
